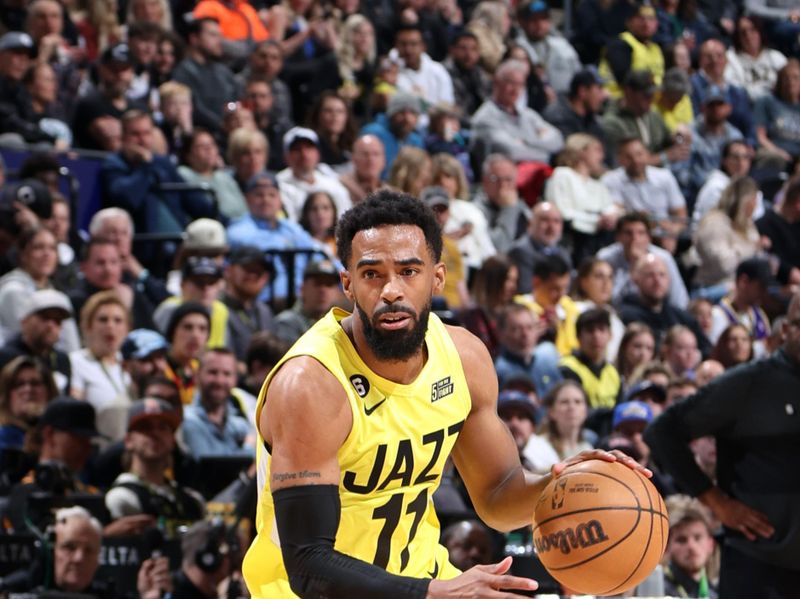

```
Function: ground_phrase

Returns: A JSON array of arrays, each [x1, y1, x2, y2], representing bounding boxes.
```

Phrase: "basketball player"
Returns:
[[243, 191, 649, 598]]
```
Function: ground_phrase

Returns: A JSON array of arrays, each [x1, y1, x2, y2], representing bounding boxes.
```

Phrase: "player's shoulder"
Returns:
[[445, 324, 494, 378], [267, 355, 348, 415]]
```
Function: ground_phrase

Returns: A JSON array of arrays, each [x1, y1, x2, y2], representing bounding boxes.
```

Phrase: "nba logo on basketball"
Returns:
[[430, 377, 454, 402], [551, 479, 567, 510]]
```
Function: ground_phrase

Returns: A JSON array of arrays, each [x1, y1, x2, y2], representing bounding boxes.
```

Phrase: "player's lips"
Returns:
[[377, 313, 412, 330]]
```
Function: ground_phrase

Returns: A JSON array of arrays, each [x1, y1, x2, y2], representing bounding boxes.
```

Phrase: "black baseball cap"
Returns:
[[182, 256, 223, 279], [497, 390, 539, 424], [101, 42, 132, 67], [228, 246, 274, 274], [569, 68, 605, 96], [0, 31, 35, 55], [303, 259, 340, 282], [624, 70, 659, 95], [39, 398, 101, 438], [0, 178, 53, 220]]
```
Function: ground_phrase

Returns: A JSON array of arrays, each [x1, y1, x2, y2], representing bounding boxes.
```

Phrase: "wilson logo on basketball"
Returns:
[[534, 520, 610, 555]]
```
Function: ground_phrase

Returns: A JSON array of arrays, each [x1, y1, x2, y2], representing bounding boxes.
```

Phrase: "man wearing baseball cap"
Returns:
[[121, 329, 170, 397], [421, 186, 468, 308], [274, 127, 351, 222], [273, 259, 342, 344], [222, 246, 276, 362], [0, 289, 73, 392], [361, 92, 424, 177], [105, 398, 205, 533]]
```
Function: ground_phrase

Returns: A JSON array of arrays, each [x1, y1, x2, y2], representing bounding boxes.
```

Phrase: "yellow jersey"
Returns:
[[243, 308, 471, 597]]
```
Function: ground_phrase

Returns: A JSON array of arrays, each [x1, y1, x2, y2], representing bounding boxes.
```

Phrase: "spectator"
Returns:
[[571, 0, 633, 65], [192, 0, 269, 65], [120, 328, 169, 399], [0, 31, 55, 145], [471, 59, 564, 166], [308, 91, 356, 172], [157, 81, 193, 158], [227, 171, 320, 304], [694, 358, 725, 386], [654, 67, 694, 134], [0, 356, 58, 451], [441, 521, 494, 571], [430, 153, 495, 272], [227, 127, 269, 193], [514, 0, 581, 95], [493, 303, 562, 396], [100, 111, 215, 246], [654, 0, 717, 52], [598, 212, 690, 309], [273, 259, 342, 345], [339, 134, 388, 205], [540, 380, 595, 462], [507, 201, 569, 295], [666, 376, 699, 407], [40, 506, 105, 595], [71, 43, 142, 151], [126, 0, 171, 30], [299, 191, 338, 256], [710, 257, 772, 356], [662, 324, 702, 379], [23, 62, 71, 147], [172, 17, 240, 139], [163, 302, 210, 405], [598, 2, 664, 98], [662, 495, 719, 599], [546, 133, 621, 261], [388, 146, 432, 197], [0, 289, 72, 393], [177, 128, 248, 220], [182, 348, 255, 458], [496, 388, 553, 474], [154, 256, 229, 349], [424, 104, 472, 181], [243, 77, 292, 173], [126, 22, 162, 104], [466, 1, 511, 72], [693, 140, 758, 228], [616, 322, 657, 386], [69, 237, 157, 331], [360, 92, 424, 178], [754, 59, 800, 170], [276, 126, 352, 221], [619, 253, 711, 355], [606, 399, 655, 467], [105, 398, 205, 535], [687, 87, 744, 196], [602, 137, 688, 253], [543, 68, 609, 146], [689, 297, 715, 348], [473, 154, 531, 254], [421, 187, 469, 309], [645, 292, 800, 599], [173, 520, 238, 597], [460, 254, 519, 357], [221, 246, 275, 363], [726, 15, 787, 102], [70, 291, 133, 441], [392, 23, 454, 114], [692, 176, 762, 294], [241, 331, 290, 396], [153, 31, 183, 87], [559, 308, 622, 409], [691, 38, 755, 145], [443, 30, 492, 118], [711, 323, 755, 370], [336, 14, 376, 122], [0, 225, 79, 351], [756, 175, 800, 287], [515, 254, 580, 357], [237, 40, 292, 123], [601, 70, 689, 166], [574, 257, 626, 362]]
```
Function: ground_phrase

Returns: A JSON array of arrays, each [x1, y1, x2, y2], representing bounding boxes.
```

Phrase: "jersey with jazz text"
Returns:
[[243, 308, 472, 597]]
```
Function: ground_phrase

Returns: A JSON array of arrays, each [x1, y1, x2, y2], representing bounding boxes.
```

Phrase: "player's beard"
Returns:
[[355, 300, 431, 362]]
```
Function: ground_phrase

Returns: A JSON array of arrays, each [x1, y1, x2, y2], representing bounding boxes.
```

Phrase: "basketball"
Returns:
[[532, 460, 669, 596]]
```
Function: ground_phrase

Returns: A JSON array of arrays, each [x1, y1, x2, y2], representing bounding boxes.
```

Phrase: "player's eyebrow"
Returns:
[[355, 257, 425, 268]]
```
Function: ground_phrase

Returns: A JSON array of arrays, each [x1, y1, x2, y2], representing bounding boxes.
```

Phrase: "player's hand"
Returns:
[[426, 556, 538, 598], [703, 489, 774, 541], [551, 449, 653, 479]]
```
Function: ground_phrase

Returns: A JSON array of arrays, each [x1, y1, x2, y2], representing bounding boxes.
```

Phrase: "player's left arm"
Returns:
[[448, 326, 648, 532]]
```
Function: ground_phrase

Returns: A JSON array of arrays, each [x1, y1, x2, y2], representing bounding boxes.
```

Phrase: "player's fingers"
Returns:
[[490, 573, 539, 592], [610, 451, 653, 477], [746, 512, 775, 538], [478, 556, 513, 575]]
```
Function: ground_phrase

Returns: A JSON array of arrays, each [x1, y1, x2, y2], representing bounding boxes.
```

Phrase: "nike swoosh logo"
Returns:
[[364, 398, 387, 416], [427, 560, 439, 578]]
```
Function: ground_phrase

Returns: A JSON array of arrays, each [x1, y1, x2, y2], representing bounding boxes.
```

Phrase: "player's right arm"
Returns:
[[262, 356, 539, 599]]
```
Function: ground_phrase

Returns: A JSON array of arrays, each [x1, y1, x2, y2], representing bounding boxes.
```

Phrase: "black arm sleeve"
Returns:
[[273, 485, 431, 599]]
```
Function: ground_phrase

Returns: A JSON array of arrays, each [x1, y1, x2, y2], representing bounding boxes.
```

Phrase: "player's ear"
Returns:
[[432, 261, 446, 295], [341, 270, 354, 301]]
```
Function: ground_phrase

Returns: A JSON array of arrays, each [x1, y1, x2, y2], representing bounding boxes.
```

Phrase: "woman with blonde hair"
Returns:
[[70, 291, 133, 441], [467, 1, 511, 71], [74, 0, 122, 60], [227, 127, 269, 192], [693, 176, 762, 293], [545, 133, 621, 261], [388, 146, 432, 197], [336, 13, 376, 120]]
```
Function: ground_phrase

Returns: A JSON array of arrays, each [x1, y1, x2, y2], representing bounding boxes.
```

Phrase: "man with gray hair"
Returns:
[[361, 92, 425, 177], [471, 59, 564, 165], [473, 154, 531, 253]]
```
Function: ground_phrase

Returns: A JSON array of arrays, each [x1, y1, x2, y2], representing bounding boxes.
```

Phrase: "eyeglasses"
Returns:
[[488, 175, 516, 184]]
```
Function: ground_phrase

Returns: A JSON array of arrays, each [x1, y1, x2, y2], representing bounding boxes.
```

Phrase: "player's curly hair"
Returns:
[[335, 189, 442, 267]]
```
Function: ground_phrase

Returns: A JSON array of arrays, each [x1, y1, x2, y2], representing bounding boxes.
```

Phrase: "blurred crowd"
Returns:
[[1, 0, 800, 596]]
